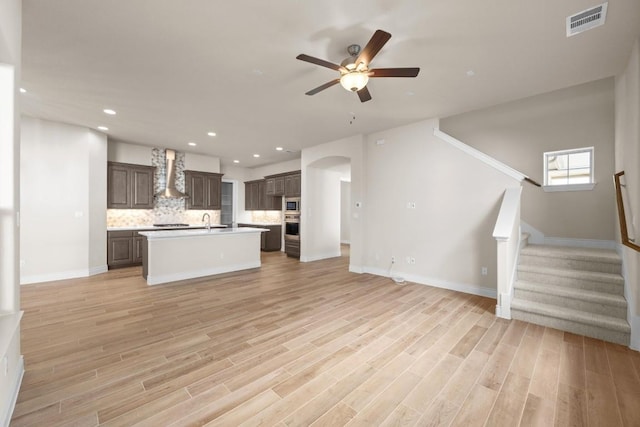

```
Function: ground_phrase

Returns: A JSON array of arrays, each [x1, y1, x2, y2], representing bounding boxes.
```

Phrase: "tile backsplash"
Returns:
[[251, 211, 282, 224], [107, 209, 221, 227]]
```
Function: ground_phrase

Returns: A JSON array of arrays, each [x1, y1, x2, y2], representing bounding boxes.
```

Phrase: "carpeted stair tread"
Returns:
[[520, 245, 621, 264], [511, 298, 630, 333], [517, 264, 624, 285], [514, 280, 627, 307]]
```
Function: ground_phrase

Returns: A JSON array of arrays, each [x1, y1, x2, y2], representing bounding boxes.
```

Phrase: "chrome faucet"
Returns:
[[202, 213, 211, 231]]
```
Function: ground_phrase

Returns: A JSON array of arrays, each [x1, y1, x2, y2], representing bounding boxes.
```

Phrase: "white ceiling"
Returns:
[[20, 1, 640, 167]]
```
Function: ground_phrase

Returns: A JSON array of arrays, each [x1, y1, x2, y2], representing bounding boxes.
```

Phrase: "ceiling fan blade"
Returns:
[[305, 79, 340, 96], [357, 86, 372, 103], [296, 54, 345, 72], [369, 68, 420, 78], [355, 29, 392, 66]]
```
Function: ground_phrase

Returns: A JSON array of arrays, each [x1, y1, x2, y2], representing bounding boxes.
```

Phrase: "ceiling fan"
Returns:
[[296, 29, 420, 103]]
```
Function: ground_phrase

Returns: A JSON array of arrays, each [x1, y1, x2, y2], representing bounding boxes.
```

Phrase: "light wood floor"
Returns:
[[12, 250, 640, 426]]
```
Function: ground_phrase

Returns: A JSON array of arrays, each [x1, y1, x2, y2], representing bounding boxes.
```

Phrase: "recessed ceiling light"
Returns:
[[253, 154, 260, 158], [276, 147, 283, 151], [207, 132, 216, 137], [466, 70, 476, 77], [188, 142, 197, 146], [19, 88, 26, 93], [103, 108, 116, 115], [97, 126, 109, 131], [406, 91, 415, 96], [233, 160, 240, 164]]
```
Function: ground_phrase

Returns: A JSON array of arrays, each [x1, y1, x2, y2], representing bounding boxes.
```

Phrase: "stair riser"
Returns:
[[517, 270, 624, 295], [512, 308, 630, 346], [519, 255, 621, 274], [513, 288, 627, 319]]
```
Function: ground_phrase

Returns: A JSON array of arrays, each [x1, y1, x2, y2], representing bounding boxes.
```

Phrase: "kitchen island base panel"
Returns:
[[145, 260, 260, 286], [141, 229, 264, 285]]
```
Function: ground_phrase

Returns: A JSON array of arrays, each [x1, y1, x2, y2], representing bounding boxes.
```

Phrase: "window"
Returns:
[[543, 147, 595, 192]]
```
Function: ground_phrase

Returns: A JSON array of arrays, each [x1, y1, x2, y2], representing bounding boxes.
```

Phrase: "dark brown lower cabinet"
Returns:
[[285, 239, 300, 258], [107, 231, 135, 268], [108, 227, 204, 269], [238, 224, 282, 251]]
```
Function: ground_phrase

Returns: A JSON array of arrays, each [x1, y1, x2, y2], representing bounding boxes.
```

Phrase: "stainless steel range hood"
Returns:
[[155, 149, 189, 199]]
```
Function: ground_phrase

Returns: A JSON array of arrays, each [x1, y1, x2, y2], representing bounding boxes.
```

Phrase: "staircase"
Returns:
[[511, 241, 630, 346]]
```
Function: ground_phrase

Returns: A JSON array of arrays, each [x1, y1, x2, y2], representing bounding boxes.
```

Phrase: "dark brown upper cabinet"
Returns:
[[266, 175, 285, 196], [184, 170, 224, 210], [245, 179, 281, 211], [107, 162, 155, 209], [285, 172, 301, 197]]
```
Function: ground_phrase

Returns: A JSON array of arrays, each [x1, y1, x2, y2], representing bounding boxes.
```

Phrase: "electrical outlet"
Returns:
[[410, 202, 416, 209], [481, 267, 488, 276], [391, 256, 396, 264]]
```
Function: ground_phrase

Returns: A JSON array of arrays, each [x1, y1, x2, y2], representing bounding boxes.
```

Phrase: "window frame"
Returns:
[[542, 146, 596, 192]]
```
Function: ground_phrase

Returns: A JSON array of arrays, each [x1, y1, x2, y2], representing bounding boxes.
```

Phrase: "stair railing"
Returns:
[[614, 171, 640, 252], [493, 186, 523, 319]]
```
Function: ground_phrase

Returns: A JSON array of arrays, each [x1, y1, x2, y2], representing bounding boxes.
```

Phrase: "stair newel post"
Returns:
[[493, 187, 523, 319]]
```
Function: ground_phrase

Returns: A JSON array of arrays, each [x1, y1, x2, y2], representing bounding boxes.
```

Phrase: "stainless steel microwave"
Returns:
[[285, 197, 300, 213]]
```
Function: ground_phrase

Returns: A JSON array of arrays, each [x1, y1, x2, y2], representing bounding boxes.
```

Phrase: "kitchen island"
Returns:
[[139, 227, 267, 285]]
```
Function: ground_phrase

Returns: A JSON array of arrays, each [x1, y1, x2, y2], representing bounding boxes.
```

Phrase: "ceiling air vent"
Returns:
[[566, 3, 608, 37]]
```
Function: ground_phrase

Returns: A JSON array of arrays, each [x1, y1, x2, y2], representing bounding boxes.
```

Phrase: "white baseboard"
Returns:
[[2, 355, 24, 427], [349, 265, 363, 274], [21, 264, 109, 285], [146, 261, 261, 285], [495, 291, 512, 320], [630, 315, 640, 351], [89, 265, 108, 276], [300, 251, 342, 263], [620, 245, 640, 350], [520, 221, 616, 250], [363, 266, 497, 299]]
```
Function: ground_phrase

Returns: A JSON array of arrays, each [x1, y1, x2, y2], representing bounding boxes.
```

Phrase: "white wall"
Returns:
[[184, 152, 220, 173], [0, 0, 22, 424], [303, 166, 343, 261], [107, 140, 152, 165], [247, 158, 301, 181], [441, 79, 616, 241], [615, 37, 640, 348], [20, 116, 108, 284], [362, 118, 518, 296], [301, 135, 365, 270], [341, 181, 351, 244]]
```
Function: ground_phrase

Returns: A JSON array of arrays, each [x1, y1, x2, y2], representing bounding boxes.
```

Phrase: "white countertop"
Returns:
[[238, 222, 282, 226], [139, 226, 268, 240], [108, 224, 226, 231]]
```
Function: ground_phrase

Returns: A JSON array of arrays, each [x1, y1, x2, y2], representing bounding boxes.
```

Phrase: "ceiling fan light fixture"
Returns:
[[340, 70, 369, 92]]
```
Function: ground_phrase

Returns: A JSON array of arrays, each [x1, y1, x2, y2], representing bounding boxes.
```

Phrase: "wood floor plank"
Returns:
[[348, 370, 422, 426], [13, 251, 639, 427], [404, 353, 462, 411], [484, 372, 529, 427], [450, 383, 498, 427], [310, 402, 357, 427], [416, 397, 460, 427], [585, 369, 623, 427], [519, 393, 555, 427], [555, 383, 587, 427]]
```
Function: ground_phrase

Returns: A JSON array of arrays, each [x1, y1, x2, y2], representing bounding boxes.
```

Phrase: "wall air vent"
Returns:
[[566, 3, 608, 37]]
